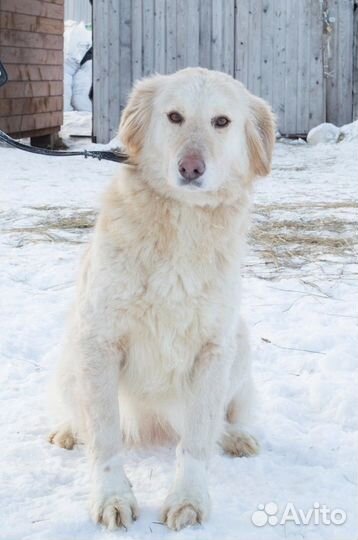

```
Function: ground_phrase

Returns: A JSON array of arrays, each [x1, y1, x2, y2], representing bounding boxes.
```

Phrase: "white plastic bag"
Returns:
[[71, 60, 92, 112], [63, 21, 92, 111], [66, 21, 91, 63]]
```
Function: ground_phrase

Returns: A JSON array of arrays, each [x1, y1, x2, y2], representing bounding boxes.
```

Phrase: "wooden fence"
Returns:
[[93, 0, 357, 143], [353, 0, 358, 119], [65, 0, 92, 24]]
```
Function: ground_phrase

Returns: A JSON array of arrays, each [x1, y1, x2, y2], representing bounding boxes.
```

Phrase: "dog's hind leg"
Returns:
[[48, 333, 83, 450], [219, 317, 259, 457], [220, 423, 259, 457]]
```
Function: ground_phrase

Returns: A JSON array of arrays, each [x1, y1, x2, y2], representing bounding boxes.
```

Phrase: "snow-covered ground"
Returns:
[[1, 116, 357, 540]]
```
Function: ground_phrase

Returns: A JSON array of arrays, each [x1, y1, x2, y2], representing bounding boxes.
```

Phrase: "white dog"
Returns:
[[49, 67, 275, 531]]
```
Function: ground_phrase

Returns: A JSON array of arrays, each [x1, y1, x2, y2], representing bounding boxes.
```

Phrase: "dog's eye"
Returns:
[[212, 116, 231, 128], [167, 111, 184, 124]]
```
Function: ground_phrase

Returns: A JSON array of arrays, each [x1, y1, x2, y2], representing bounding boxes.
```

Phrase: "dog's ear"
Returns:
[[119, 76, 160, 158], [245, 95, 276, 178]]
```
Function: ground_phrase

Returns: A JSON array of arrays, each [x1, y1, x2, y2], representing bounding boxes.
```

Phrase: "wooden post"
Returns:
[[353, 1, 358, 119]]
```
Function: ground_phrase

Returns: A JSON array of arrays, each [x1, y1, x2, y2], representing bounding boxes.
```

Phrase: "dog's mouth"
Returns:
[[178, 176, 204, 190]]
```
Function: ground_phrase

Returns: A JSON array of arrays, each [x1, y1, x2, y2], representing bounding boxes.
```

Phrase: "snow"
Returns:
[[62, 111, 92, 138], [307, 123, 342, 145], [307, 120, 358, 145], [1, 115, 357, 539]]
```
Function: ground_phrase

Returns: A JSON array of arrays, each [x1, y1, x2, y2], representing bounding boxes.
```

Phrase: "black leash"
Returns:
[[0, 129, 128, 163]]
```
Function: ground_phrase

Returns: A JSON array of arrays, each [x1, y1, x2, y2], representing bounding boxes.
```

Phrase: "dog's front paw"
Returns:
[[161, 489, 210, 531], [90, 490, 139, 530], [48, 425, 76, 450]]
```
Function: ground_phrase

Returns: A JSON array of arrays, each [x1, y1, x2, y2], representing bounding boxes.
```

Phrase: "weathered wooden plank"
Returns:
[[199, 0, 211, 68], [0, 12, 63, 34], [295, 0, 311, 134], [186, 0, 200, 67], [271, 0, 286, 132], [235, 0, 250, 85], [260, 0, 273, 106], [283, 0, 299, 134], [326, 0, 354, 126], [222, 0, 235, 75], [212, 0, 232, 72], [0, 96, 62, 117], [325, 0, 338, 125], [248, 0, 262, 96], [0, 111, 63, 133], [166, 0, 177, 73], [211, 0, 223, 71], [93, 0, 110, 143], [132, 0, 143, 81], [337, 0, 354, 125], [176, 0, 187, 69], [353, 0, 358, 119], [0, 29, 63, 50], [0, 81, 63, 98], [308, 0, 325, 129], [0, 46, 62, 65], [5, 64, 63, 82], [143, 0, 154, 75], [154, 0, 166, 72], [108, 0, 121, 139], [0, 0, 63, 20], [117, 0, 132, 137]]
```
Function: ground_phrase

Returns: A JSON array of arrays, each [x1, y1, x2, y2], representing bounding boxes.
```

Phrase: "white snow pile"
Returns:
[[1, 116, 357, 540], [64, 21, 92, 112], [307, 120, 358, 145], [340, 119, 358, 141]]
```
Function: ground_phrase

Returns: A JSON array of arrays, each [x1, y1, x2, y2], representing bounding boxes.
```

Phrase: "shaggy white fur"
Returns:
[[49, 67, 275, 531]]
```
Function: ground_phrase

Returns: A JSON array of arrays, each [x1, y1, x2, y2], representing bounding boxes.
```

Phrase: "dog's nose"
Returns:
[[178, 155, 206, 182]]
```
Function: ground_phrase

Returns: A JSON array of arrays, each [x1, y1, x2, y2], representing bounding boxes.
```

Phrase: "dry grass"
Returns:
[[248, 202, 357, 278], [6, 207, 97, 245], [4, 203, 357, 279]]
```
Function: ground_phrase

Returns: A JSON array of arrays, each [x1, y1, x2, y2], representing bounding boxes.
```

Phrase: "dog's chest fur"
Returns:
[[96, 182, 249, 397]]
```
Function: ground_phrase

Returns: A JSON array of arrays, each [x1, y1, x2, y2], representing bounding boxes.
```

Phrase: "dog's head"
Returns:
[[119, 68, 275, 206]]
